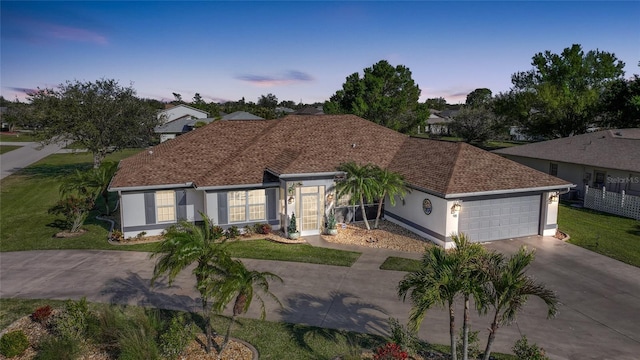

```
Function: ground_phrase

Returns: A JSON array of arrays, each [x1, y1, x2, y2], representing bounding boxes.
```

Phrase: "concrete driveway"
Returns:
[[0, 141, 66, 179], [1, 236, 639, 359]]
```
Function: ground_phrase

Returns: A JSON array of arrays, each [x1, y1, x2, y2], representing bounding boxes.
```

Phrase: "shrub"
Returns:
[[135, 231, 147, 239], [456, 329, 481, 360], [287, 213, 298, 233], [31, 305, 53, 324], [109, 230, 124, 242], [242, 224, 254, 237], [211, 225, 225, 239], [225, 225, 240, 239], [255, 223, 272, 234], [0, 330, 29, 358], [373, 342, 408, 360], [53, 297, 91, 340], [158, 314, 196, 360], [86, 305, 128, 347], [387, 318, 420, 355], [512, 336, 550, 360], [34, 335, 82, 360], [48, 195, 94, 232]]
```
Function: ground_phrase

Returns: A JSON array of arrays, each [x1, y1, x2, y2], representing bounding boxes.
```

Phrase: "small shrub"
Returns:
[[135, 231, 147, 239], [0, 330, 29, 358], [159, 314, 196, 360], [225, 225, 241, 239], [53, 297, 91, 340], [34, 335, 82, 360], [456, 329, 481, 360], [512, 336, 550, 360], [48, 195, 94, 232], [86, 305, 128, 347], [211, 225, 225, 239], [387, 318, 420, 355], [31, 305, 54, 324], [255, 223, 272, 234], [117, 308, 161, 360], [242, 224, 254, 237], [287, 213, 298, 233], [373, 342, 408, 360], [109, 230, 124, 242]]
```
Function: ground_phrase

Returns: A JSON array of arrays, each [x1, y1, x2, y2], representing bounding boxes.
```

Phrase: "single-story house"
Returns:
[[494, 129, 640, 198], [220, 111, 264, 120], [424, 111, 454, 135], [155, 115, 216, 143], [109, 114, 572, 247], [157, 104, 209, 124]]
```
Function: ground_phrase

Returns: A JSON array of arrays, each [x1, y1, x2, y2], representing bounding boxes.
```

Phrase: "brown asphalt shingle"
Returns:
[[110, 114, 571, 194]]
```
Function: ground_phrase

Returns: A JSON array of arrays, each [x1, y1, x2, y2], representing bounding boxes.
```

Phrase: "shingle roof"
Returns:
[[494, 129, 640, 173], [111, 115, 570, 195], [154, 116, 214, 134]]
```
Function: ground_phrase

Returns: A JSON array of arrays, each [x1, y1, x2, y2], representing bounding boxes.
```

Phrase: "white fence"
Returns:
[[584, 186, 640, 220]]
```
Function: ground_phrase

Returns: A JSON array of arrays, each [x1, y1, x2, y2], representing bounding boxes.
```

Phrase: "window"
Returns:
[[228, 190, 266, 223], [156, 190, 176, 222], [549, 163, 558, 176]]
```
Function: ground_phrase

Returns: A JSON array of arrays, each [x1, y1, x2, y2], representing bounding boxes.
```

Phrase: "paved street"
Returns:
[[1, 236, 639, 359]]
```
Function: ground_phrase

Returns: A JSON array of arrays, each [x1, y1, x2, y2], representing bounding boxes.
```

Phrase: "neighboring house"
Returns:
[[109, 115, 572, 247], [157, 104, 209, 124], [0, 107, 8, 131], [494, 129, 640, 199], [220, 111, 264, 120], [155, 115, 216, 143], [424, 111, 453, 135]]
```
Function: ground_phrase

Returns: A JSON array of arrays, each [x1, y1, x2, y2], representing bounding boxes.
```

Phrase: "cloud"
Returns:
[[236, 70, 314, 87], [48, 24, 108, 45], [2, 13, 108, 45], [5, 87, 39, 95]]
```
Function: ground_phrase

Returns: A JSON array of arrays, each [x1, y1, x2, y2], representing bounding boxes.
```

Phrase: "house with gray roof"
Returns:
[[157, 104, 209, 124], [221, 111, 264, 120], [154, 115, 216, 143], [494, 129, 640, 198], [110, 114, 572, 247]]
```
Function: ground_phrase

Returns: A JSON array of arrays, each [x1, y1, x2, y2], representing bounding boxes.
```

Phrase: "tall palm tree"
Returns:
[[398, 245, 463, 360], [336, 162, 379, 230], [209, 258, 283, 352], [371, 166, 409, 229], [481, 247, 559, 360], [150, 213, 229, 353]]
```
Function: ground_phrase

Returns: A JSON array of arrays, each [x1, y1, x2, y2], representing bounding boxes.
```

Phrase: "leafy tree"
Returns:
[[325, 60, 421, 132], [0, 97, 29, 132], [599, 75, 640, 128], [150, 214, 229, 353], [59, 162, 118, 215], [508, 44, 625, 138], [208, 257, 282, 352], [27, 79, 159, 168], [371, 166, 409, 229], [481, 247, 558, 360], [336, 162, 379, 230], [450, 106, 498, 144], [465, 88, 493, 108], [258, 93, 278, 109], [48, 195, 95, 232], [424, 97, 448, 110], [192, 92, 204, 105], [172, 92, 183, 103]]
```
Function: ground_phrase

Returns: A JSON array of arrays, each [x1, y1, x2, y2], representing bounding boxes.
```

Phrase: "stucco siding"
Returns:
[[385, 189, 448, 246]]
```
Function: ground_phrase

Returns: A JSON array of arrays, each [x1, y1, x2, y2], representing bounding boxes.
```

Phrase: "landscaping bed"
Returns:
[[321, 220, 433, 253]]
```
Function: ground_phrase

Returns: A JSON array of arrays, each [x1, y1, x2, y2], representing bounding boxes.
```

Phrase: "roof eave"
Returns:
[[196, 182, 280, 191], [108, 182, 195, 192], [443, 184, 576, 199]]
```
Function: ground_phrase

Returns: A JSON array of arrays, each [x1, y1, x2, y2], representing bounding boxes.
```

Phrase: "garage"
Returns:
[[458, 195, 541, 242]]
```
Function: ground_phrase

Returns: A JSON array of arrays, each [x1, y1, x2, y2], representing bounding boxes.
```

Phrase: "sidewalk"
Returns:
[[0, 141, 66, 179]]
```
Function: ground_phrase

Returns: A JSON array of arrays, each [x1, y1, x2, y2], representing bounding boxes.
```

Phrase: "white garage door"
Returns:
[[458, 195, 541, 242]]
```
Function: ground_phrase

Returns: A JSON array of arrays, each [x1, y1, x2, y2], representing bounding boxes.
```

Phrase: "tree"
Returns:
[[450, 106, 498, 144], [258, 93, 278, 109], [192, 92, 204, 105], [465, 88, 493, 108], [398, 244, 463, 360], [59, 162, 118, 215], [150, 215, 229, 353], [508, 44, 625, 138], [425, 97, 448, 111], [172, 92, 183, 103], [27, 79, 159, 168], [325, 60, 421, 132], [599, 75, 640, 129], [335, 162, 379, 230], [481, 247, 558, 360], [371, 166, 409, 229], [208, 257, 282, 352]]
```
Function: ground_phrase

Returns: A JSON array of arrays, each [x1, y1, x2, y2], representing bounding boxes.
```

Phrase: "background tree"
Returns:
[[465, 88, 493, 108], [335, 162, 379, 230], [172, 92, 183, 104], [424, 97, 448, 110], [27, 79, 160, 168], [506, 44, 625, 138], [192, 92, 205, 105], [258, 93, 278, 109], [324, 60, 421, 133], [450, 106, 498, 144], [599, 75, 640, 129]]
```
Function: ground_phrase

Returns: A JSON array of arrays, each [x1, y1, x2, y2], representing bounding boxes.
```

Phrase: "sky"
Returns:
[[1, 1, 639, 105]]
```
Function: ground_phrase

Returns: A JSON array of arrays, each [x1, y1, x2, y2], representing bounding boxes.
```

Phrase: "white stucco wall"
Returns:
[[543, 192, 559, 236], [160, 134, 176, 143]]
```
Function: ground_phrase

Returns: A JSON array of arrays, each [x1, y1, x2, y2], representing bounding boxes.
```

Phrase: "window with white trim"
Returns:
[[228, 190, 266, 223], [156, 190, 176, 222]]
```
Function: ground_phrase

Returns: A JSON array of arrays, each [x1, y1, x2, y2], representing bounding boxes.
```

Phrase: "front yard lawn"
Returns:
[[558, 204, 640, 267], [0, 144, 21, 154], [0, 132, 38, 142], [379, 256, 422, 272], [227, 239, 361, 266]]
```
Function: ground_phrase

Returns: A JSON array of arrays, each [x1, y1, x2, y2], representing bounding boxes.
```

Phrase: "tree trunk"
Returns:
[[202, 298, 214, 354], [373, 191, 387, 229], [102, 190, 110, 215], [93, 151, 105, 169], [222, 314, 237, 353], [482, 310, 500, 360], [359, 194, 371, 230], [449, 301, 457, 360], [463, 295, 470, 360]]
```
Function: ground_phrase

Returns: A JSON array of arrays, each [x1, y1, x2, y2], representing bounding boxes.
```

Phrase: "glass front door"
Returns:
[[297, 186, 324, 236]]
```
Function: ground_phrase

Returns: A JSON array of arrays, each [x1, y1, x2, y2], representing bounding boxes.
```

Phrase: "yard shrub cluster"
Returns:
[[31, 305, 54, 324], [0, 330, 29, 357], [225, 225, 241, 239], [373, 342, 408, 360], [255, 222, 272, 234], [512, 336, 549, 360]]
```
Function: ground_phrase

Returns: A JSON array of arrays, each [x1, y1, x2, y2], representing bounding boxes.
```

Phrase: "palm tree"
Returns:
[[481, 247, 559, 360], [336, 162, 379, 230], [59, 161, 118, 214], [371, 166, 409, 229], [398, 245, 463, 360], [150, 213, 229, 353], [209, 258, 283, 352]]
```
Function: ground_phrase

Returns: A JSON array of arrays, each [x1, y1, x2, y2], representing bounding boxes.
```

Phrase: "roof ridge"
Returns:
[[443, 142, 465, 194]]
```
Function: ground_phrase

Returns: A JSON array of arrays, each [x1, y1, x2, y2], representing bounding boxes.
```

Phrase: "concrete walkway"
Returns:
[[1, 236, 639, 359], [0, 141, 66, 179]]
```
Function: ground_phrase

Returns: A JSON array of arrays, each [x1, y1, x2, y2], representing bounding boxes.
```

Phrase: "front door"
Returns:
[[298, 186, 324, 236]]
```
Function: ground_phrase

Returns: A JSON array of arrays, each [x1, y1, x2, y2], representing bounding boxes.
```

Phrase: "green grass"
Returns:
[[379, 256, 422, 272], [558, 203, 640, 267], [226, 239, 361, 266], [0, 132, 38, 142], [0, 144, 21, 154], [0, 298, 516, 359]]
